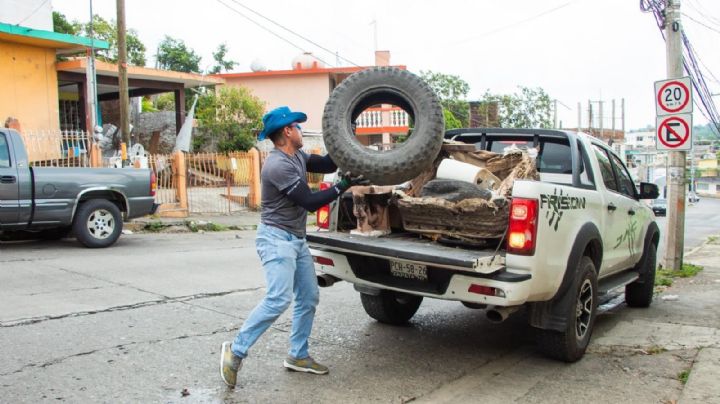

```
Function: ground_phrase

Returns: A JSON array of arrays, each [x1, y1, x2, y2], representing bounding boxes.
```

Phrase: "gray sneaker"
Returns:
[[283, 356, 329, 375], [220, 341, 243, 387]]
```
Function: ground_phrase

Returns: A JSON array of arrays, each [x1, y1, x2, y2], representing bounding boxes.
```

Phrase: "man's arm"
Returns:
[[306, 154, 337, 174], [283, 179, 347, 212]]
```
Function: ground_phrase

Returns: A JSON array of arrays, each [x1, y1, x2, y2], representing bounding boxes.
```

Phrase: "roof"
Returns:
[[56, 58, 224, 88], [0, 22, 109, 51], [214, 65, 407, 79]]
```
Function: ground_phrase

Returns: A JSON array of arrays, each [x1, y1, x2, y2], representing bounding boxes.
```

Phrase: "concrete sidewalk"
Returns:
[[127, 211, 264, 232]]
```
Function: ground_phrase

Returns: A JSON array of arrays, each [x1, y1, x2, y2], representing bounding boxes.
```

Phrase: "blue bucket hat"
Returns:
[[257, 106, 307, 141]]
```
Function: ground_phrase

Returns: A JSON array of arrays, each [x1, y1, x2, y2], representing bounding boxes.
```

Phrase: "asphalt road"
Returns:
[[1, 210, 719, 403], [654, 196, 720, 261]]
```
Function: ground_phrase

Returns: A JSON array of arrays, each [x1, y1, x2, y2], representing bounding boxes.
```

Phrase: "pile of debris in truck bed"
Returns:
[[350, 142, 539, 244]]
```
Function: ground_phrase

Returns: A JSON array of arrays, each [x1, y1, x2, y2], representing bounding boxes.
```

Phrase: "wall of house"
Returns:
[[0, 41, 59, 132], [223, 75, 331, 132]]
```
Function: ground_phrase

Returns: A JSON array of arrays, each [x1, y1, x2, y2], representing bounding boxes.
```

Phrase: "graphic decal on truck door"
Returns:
[[613, 219, 638, 256], [539, 188, 586, 231]]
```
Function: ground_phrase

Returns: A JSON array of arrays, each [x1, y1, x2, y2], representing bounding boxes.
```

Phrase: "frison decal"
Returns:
[[539, 188, 587, 231], [614, 219, 638, 256]]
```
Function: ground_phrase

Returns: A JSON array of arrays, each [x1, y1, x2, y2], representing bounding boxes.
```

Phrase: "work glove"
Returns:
[[338, 171, 371, 190]]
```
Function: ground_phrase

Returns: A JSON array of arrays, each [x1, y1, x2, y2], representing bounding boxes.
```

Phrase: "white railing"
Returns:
[[355, 107, 409, 129], [19, 129, 92, 167]]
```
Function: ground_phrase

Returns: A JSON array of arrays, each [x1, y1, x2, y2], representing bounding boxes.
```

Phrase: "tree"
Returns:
[[478, 87, 553, 129], [53, 12, 79, 35], [77, 15, 146, 66], [420, 70, 471, 127], [194, 86, 265, 152], [156, 36, 201, 73], [210, 43, 237, 74]]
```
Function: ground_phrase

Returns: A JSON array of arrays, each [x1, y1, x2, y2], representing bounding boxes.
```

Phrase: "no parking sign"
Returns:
[[656, 114, 692, 151]]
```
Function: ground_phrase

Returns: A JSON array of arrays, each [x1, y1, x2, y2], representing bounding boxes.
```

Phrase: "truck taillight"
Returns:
[[150, 172, 157, 197], [506, 198, 538, 256], [317, 181, 331, 229]]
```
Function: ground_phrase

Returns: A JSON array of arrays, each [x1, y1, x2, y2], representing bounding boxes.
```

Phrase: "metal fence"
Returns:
[[147, 153, 177, 205], [185, 152, 254, 213], [21, 130, 92, 167]]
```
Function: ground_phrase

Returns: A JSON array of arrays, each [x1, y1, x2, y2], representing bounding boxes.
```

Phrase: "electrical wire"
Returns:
[[213, 0, 335, 68], [448, 0, 581, 46], [15, 0, 51, 26], [224, 0, 362, 68], [682, 12, 720, 35]]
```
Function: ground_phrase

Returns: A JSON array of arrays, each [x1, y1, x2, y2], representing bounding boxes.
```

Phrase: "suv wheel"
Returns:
[[537, 256, 598, 362], [360, 290, 423, 325]]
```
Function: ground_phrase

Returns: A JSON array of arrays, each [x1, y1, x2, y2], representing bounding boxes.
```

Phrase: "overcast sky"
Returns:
[[53, 0, 720, 131]]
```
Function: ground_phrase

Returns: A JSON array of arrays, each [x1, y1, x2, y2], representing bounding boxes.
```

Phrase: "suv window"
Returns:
[[0, 134, 10, 168], [592, 144, 617, 192], [610, 152, 637, 199]]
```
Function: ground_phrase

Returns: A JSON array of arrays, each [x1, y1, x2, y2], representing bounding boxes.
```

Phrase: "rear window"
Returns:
[[0, 134, 10, 168], [488, 139, 576, 174]]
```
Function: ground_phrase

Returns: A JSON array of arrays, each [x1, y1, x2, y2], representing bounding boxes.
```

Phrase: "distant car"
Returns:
[[688, 192, 700, 203], [651, 199, 667, 216]]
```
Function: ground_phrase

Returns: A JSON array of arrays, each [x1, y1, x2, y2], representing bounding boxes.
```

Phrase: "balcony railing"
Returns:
[[355, 107, 409, 134]]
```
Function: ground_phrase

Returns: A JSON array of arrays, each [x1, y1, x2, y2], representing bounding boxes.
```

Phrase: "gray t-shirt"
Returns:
[[260, 148, 310, 238]]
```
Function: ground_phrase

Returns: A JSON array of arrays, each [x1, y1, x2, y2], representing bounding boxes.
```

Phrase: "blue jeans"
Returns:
[[231, 223, 319, 360]]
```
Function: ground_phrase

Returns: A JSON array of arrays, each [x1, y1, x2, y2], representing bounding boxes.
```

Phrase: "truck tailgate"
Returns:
[[306, 231, 504, 273]]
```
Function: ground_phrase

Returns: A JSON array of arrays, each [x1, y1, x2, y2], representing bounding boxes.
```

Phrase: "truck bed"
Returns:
[[306, 231, 505, 273]]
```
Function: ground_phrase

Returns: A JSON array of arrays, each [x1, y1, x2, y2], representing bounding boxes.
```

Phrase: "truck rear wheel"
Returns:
[[625, 242, 657, 308], [73, 199, 123, 248], [360, 290, 423, 325], [537, 256, 598, 362]]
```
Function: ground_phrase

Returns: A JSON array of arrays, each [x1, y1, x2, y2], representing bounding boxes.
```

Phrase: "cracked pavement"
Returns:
[[1, 227, 719, 403]]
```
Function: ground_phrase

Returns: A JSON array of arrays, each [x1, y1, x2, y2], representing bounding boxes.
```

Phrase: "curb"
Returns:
[[679, 348, 720, 404]]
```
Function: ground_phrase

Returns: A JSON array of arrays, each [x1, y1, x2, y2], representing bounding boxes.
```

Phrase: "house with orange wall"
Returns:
[[214, 50, 410, 147]]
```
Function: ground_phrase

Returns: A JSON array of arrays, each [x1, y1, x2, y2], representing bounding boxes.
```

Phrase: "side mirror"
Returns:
[[638, 182, 659, 199]]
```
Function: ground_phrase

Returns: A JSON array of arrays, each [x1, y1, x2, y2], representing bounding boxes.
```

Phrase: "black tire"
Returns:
[[360, 290, 423, 325], [420, 179, 492, 202], [537, 256, 598, 362], [625, 243, 658, 308], [72, 199, 123, 248], [322, 67, 445, 185]]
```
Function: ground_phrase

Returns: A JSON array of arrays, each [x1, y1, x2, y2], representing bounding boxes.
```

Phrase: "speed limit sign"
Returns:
[[655, 77, 693, 116]]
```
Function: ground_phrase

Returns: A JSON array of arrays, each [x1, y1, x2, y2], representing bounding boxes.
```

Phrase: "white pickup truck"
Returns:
[[308, 128, 660, 362]]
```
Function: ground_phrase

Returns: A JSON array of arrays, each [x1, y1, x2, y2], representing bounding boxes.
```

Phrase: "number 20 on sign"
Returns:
[[654, 77, 693, 116]]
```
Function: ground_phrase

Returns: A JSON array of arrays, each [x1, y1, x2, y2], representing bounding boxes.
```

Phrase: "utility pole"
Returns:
[[664, 0, 686, 271], [577, 102, 582, 132], [117, 0, 130, 161], [553, 99, 558, 128]]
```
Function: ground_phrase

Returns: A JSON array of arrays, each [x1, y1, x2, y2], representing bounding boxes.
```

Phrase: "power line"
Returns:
[[15, 0, 51, 26], [213, 0, 334, 68], [224, 0, 362, 67], [449, 0, 582, 46], [682, 12, 720, 35]]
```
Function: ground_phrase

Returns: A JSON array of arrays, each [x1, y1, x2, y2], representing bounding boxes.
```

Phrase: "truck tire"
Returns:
[[73, 199, 123, 248], [537, 256, 598, 362], [322, 67, 444, 185], [360, 290, 423, 325], [625, 242, 657, 308]]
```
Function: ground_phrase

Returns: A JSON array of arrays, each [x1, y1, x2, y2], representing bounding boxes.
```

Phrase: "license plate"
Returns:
[[389, 260, 428, 281]]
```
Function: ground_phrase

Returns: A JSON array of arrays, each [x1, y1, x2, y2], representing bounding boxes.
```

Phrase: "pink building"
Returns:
[[215, 51, 409, 147]]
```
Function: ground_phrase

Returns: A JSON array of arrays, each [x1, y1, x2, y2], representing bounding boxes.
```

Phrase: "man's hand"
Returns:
[[338, 171, 371, 189]]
